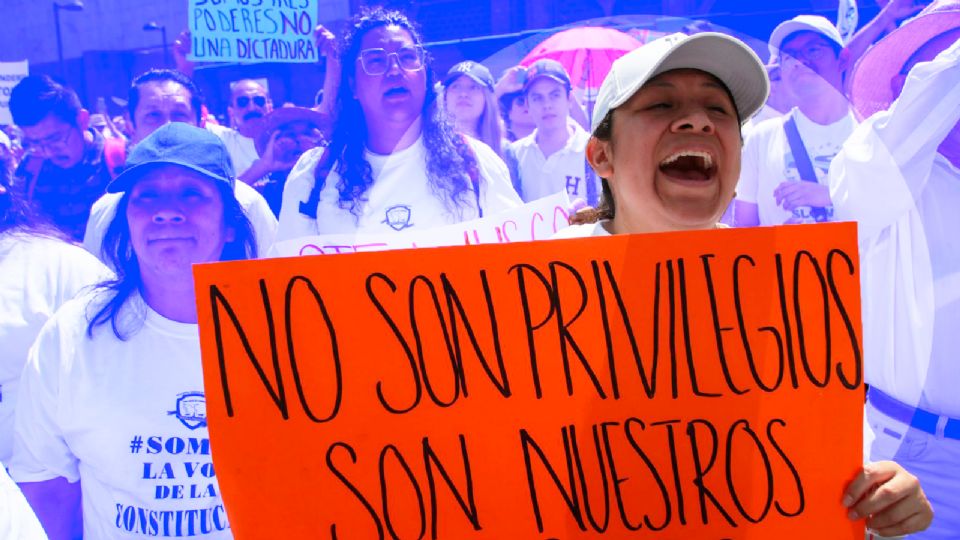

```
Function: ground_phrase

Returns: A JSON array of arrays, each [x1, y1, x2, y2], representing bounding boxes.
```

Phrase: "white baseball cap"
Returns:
[[591, 32, 769, 134], [768, 15, 845, 60]]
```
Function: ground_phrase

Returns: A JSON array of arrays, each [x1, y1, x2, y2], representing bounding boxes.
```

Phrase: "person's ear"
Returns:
[[585, 136, 613, 179], [76, 109, 90, 131], [225, 225, 236, 243]]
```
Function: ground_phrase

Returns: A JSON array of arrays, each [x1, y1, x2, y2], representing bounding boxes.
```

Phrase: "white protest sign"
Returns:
[[0, 61, 29, 125], [188, 0, 319, 63], [270, 192, 572, 257]]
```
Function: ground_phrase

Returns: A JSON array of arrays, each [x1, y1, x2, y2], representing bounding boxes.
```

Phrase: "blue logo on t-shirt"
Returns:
[[382, 204, 414, 231], [168, 392, 207, 430]]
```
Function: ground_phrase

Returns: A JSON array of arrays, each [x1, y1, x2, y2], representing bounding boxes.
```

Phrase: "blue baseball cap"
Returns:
[[522, 59, 572, 93], [443, 61, 495, 92], [107, 123, 235, 193]]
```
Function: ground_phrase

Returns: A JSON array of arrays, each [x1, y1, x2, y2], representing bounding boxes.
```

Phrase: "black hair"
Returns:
[[0, 171, 65, 238], [319, 6, 479, 218], [571, 110, 616, 224], [128, 69, 205, 126], [9, 75, 84, 127], [498, 91, 521, 123], [86, 178, 256, 340]]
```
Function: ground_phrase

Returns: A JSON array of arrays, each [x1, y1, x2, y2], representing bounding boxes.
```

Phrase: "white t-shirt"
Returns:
[[277, 135, 521, 241], [205, 124, 257, 176], [737, 107, 857, 225], [10, 292, 232, 539], [551, 221, 727, 239], [741, 105, 785, 140], [507, 124, 597, 205], [0, 464, 47, 540], [83, 182, 277, 264], [0, 233, 110, 464]]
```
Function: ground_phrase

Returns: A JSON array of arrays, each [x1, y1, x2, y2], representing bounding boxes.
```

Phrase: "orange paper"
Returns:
[[194, 222, 864, 539]]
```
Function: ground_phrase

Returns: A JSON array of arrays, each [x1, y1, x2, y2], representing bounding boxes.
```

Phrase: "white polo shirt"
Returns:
[[507, 124, 597, 204]]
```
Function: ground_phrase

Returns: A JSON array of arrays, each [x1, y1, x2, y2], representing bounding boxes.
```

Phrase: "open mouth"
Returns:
[[658, 151, 716, 181], [384, 87, 410, 98]]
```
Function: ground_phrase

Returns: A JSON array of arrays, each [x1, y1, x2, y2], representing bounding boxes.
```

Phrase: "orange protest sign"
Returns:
[[194, 222, 864, 539]]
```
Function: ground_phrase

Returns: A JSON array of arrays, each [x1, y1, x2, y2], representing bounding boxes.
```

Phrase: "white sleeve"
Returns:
[[233, 182, 278, 258], [735, 121, 766, 205], [9, 312, 81, 484], [82, 193, 121, 264], [830, 38, 960, 239], [467, 138, 522, 214], [277, 147, 325, 244], [55, 244, 112, 305], [0, 465, 47, 540]]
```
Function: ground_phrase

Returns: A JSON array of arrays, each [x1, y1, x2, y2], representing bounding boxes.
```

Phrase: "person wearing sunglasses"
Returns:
[[277, 7, 520, 240], [206, 79, 274, 178], [9, 75, 114, 242]]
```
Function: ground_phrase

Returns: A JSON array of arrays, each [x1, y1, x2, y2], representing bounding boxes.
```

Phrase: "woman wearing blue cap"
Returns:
[[560, 31, 933, 538], [10, 123, 256, 539], [442, 60, 505, 157]]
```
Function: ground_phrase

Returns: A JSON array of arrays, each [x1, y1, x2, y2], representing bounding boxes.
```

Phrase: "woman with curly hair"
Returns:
[[277, 7, 520, 239]]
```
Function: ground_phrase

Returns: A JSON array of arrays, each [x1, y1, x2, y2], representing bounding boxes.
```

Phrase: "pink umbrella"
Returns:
[[520, 26, 646, 101]]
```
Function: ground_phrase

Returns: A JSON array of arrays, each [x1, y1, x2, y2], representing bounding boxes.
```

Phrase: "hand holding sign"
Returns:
[[843, 461, 932, 536]]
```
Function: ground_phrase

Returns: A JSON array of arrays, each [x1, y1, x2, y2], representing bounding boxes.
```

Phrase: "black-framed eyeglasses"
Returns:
[[357, 46, 425, 76], [22, 127, 75, 155], [235, 95, 267, 108]]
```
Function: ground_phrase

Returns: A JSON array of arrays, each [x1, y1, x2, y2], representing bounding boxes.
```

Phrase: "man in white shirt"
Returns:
[[206, 79, 273, 178], [83, 70, 277, 261], [831, 2, 960, 537], [734, 15, 857, 226], [504, 59, 597, 204]]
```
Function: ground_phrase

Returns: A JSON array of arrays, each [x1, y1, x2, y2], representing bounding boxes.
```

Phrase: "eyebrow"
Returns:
[[646, 79, 726, 91]]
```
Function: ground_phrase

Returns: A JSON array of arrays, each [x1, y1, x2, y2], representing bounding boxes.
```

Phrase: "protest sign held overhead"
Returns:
[[194, 222, 865, 538], [188, 0, 319, 63]]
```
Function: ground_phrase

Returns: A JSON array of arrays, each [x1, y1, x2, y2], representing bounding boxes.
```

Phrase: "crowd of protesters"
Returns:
[[1, 0, 958, 538]]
